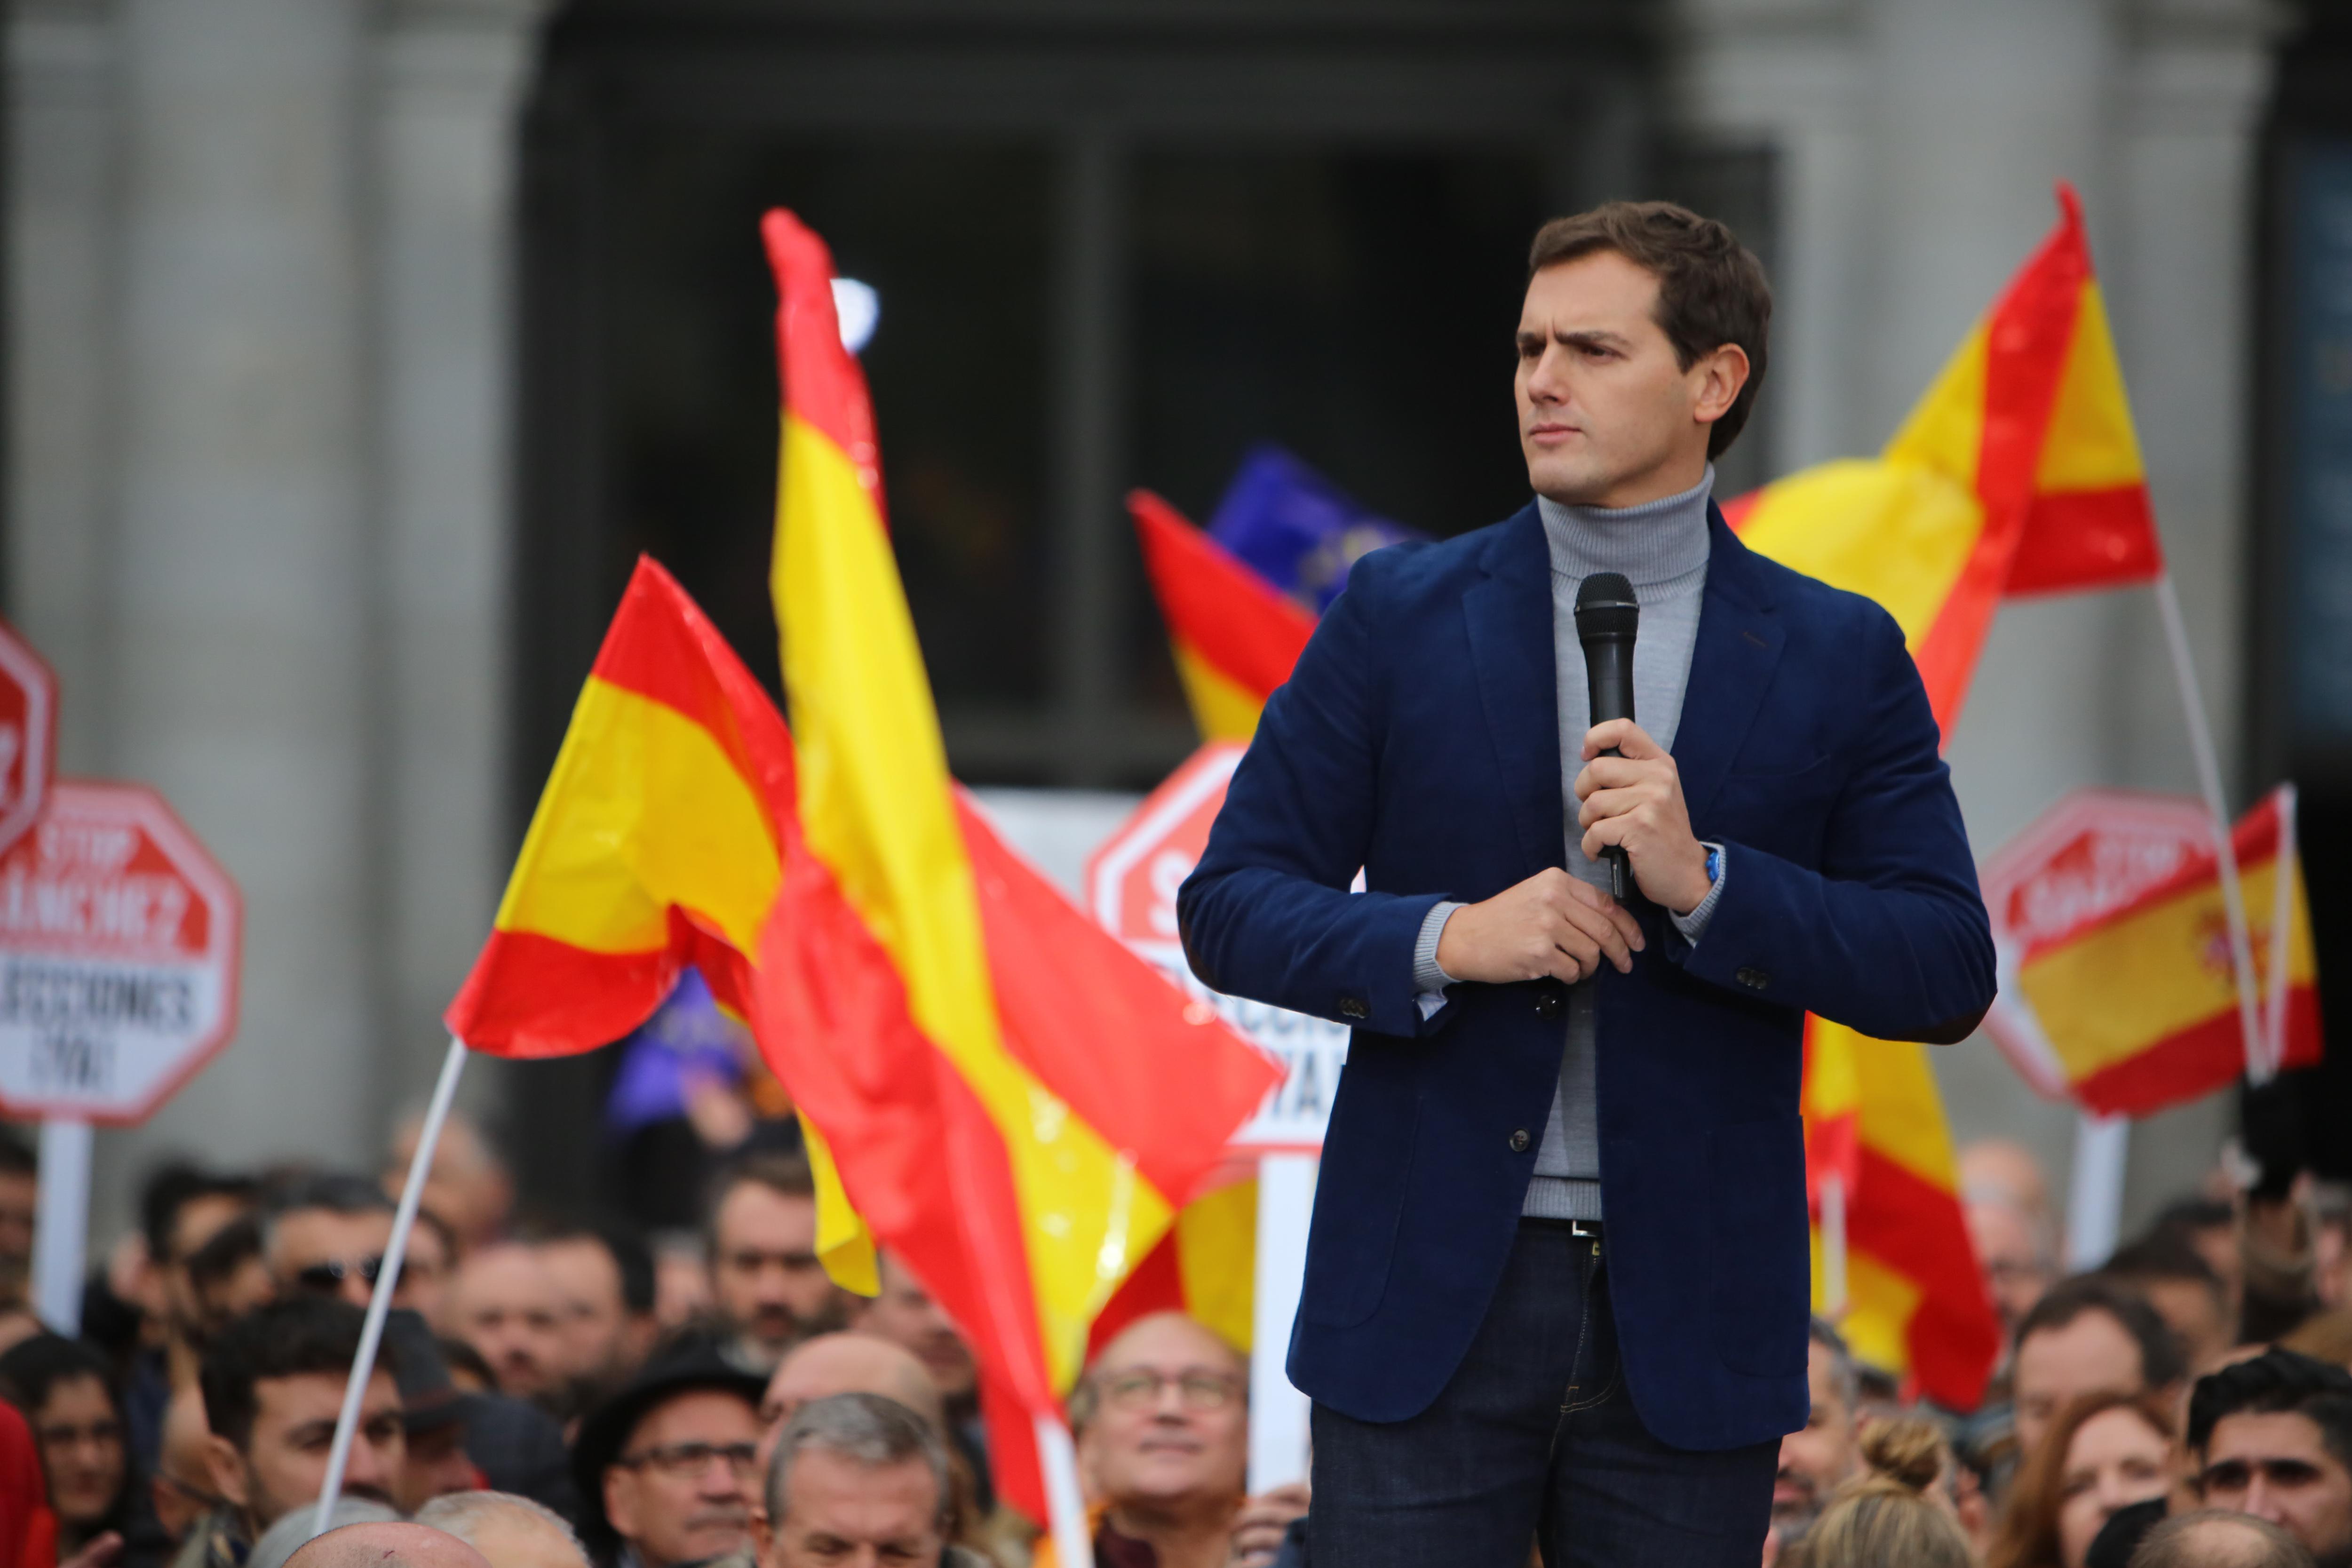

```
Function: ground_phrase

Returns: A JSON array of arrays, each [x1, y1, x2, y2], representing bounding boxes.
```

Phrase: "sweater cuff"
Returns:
[[1669, 843, 1726, 946], [1414, 900, 1463, 994]]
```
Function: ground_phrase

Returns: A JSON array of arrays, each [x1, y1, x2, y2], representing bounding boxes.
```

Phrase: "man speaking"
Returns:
[[1175, 202, 1996, 1564]]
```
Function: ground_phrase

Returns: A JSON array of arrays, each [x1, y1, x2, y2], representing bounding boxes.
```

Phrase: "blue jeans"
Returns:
[[1307, 1220, 1777, 1567]]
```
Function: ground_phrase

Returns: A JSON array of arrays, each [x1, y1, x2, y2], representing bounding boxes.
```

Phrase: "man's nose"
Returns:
[[340, 1276, 372, 1309], [1776, 1433, 1801, 1469], [342, 1430, 390, 1489], [2241, 1478, 2284, 1523]]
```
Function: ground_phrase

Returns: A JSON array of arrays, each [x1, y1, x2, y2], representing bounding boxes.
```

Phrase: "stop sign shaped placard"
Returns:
[[0, 619, 57, 856], [1981, 787, 2212, 1101], [0, 781, 242, 1122], [1087, 743, 1345, 1152]]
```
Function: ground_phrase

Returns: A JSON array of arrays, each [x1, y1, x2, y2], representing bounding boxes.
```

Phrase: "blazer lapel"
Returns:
[[1676, 510, 1786, 824], [1463, 506, 1563, 875]]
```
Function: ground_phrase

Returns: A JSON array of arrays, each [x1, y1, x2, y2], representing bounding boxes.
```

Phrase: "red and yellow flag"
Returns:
[[1131, 490, 1317, 742], [1726, 183, 2160, 730], [750, 209, 1278, 1522], [444, 557, 793, 1058], [1752, 187, 2165, 1408], [2017, 787, 2321, 1116]]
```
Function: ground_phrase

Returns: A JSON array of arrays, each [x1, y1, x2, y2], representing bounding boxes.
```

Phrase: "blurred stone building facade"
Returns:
[[1, 0, 2304, 1238]]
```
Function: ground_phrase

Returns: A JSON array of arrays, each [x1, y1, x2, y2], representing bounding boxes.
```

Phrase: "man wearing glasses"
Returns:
[[1059, 1313, 1308, 1568], [573, 1350, 767, 1568]]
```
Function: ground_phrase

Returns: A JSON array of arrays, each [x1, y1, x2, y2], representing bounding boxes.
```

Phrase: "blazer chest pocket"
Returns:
[[1707, 755, 1843, 868]]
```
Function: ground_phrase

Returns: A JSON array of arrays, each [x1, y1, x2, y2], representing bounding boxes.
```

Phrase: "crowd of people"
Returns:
[[0, 1117, 2345, 1568]]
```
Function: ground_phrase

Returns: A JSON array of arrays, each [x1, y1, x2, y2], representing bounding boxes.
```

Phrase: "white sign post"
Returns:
[[0, 781, 243, 1329], [1087, 743, 1344, 1492]]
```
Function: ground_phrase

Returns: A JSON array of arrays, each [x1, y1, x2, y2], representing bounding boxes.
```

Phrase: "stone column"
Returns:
[[89, 0, 376, 1197], [366, 0, 547, 1118]]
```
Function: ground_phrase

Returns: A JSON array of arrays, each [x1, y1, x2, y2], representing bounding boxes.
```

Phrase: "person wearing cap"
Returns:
[[381, 1309, 577, 1524], [573, 1350, 767, 1568]]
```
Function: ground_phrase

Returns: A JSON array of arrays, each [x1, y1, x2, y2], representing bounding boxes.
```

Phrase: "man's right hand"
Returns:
[[1434, 867, 1644, 986]]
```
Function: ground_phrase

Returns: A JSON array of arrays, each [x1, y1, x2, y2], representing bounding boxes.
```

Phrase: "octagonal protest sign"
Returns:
[[0, 619, 57, 857], [1087, 742, 1344, 1153], [1980, 787, 2213, 1102], [0, 781, 242, 1122]]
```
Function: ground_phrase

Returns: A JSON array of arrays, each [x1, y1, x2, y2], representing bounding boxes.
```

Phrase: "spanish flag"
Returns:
[[1131, 490, 1316, 743], [2017, 786, 2320, 1116], [1726, 183, 2160, 728], [1749, 186, 2158, 1409], [444, 556, 792, 1058], [749, 209, 1279, 1524]]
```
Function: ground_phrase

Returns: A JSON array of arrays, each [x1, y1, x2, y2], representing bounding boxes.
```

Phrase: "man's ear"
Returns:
[[748, 1502, 774, 1563], [201, 1434, 250, 1510], [604, 1467, 638, 1541], [1691, 343, 1751, 427]]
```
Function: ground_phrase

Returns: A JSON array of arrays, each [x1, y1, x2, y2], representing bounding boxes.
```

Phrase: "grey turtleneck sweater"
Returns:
[[1411, 466, 1728, 1220]]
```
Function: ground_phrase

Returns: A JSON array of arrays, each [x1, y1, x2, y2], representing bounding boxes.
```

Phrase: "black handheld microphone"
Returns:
[[1574, 572, 1640, 902]]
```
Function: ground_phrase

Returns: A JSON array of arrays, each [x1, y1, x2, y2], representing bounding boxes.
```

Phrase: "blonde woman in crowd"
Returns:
[[1781, 1417, 1973, 1568]]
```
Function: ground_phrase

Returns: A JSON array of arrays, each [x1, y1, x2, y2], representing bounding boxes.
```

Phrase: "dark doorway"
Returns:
[[502, 0, 1676, 1209]]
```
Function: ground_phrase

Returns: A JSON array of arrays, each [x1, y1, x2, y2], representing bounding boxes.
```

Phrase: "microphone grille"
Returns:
[[1574, 572, 1639, 637]]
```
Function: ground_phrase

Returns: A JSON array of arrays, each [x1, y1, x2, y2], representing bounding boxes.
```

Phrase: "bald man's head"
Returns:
[[283, 1522, 493, 1568], [757, 1333, 943, 1473]]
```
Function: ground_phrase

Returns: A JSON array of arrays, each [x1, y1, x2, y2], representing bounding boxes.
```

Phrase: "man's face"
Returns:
[[1514, 250, 1744, 509], [1965, 1200, 2054, 1340], [164, 1192, 251, 1332], [540, 1237, 640, 1391], [453, 1244, 566, 1402], [193, 1255, 278, 1339], [0, 1171, 33, 1306], [2139, 1276, 2232, 1376], [854, 1257, 973, 1400], [1773, 1340, 1860, 1537], [33, 1373, 126, 1528], [711, 1185, 840, 1364], [396, 1421, 482, 1514], [2014, 1310, 2146, 1459], [384, 1114, 511, 1250], [2201, 1411, 2352, 1568], [603, 1390, 763, 1568], [762, 1450, 943, 1568], [1077, 1315, 1248, 1515], [208, 1369, 403, 1531], [398, 1220, 453, 1329], [270, 1208, 395, 1310]]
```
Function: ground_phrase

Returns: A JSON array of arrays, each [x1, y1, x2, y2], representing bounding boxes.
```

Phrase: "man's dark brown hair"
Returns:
[[1527, 201, 1772, 460]]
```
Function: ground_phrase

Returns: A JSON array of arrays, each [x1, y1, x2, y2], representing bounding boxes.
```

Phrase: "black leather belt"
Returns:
[[1524, 1216, 1605, 1239]]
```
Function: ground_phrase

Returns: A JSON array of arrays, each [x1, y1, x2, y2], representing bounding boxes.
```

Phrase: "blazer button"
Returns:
[[1534, 987, 1564, 1020], [1736, 966, 1771, 991], [1510, 1129, 1531, 1153]]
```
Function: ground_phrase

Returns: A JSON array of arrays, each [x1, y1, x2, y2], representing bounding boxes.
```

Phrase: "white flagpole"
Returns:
[[2151, 573, 2267, 1084], [1820, 1173, 1849, 1321], [1035, 1412, 1095, 1568], [2264, 784, 2298, 1076], [311, 1034, 471, 1536]]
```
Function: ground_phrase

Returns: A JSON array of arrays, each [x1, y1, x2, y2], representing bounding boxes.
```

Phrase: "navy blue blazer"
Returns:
[[1176, 501, 1995, 1450]]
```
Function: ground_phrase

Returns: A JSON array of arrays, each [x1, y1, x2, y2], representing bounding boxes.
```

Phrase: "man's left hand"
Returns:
[[1574, 718, 1711, 915]]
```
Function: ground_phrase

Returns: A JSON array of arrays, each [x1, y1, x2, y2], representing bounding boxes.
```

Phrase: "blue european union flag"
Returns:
[[1206, 444, 1424, 614]]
